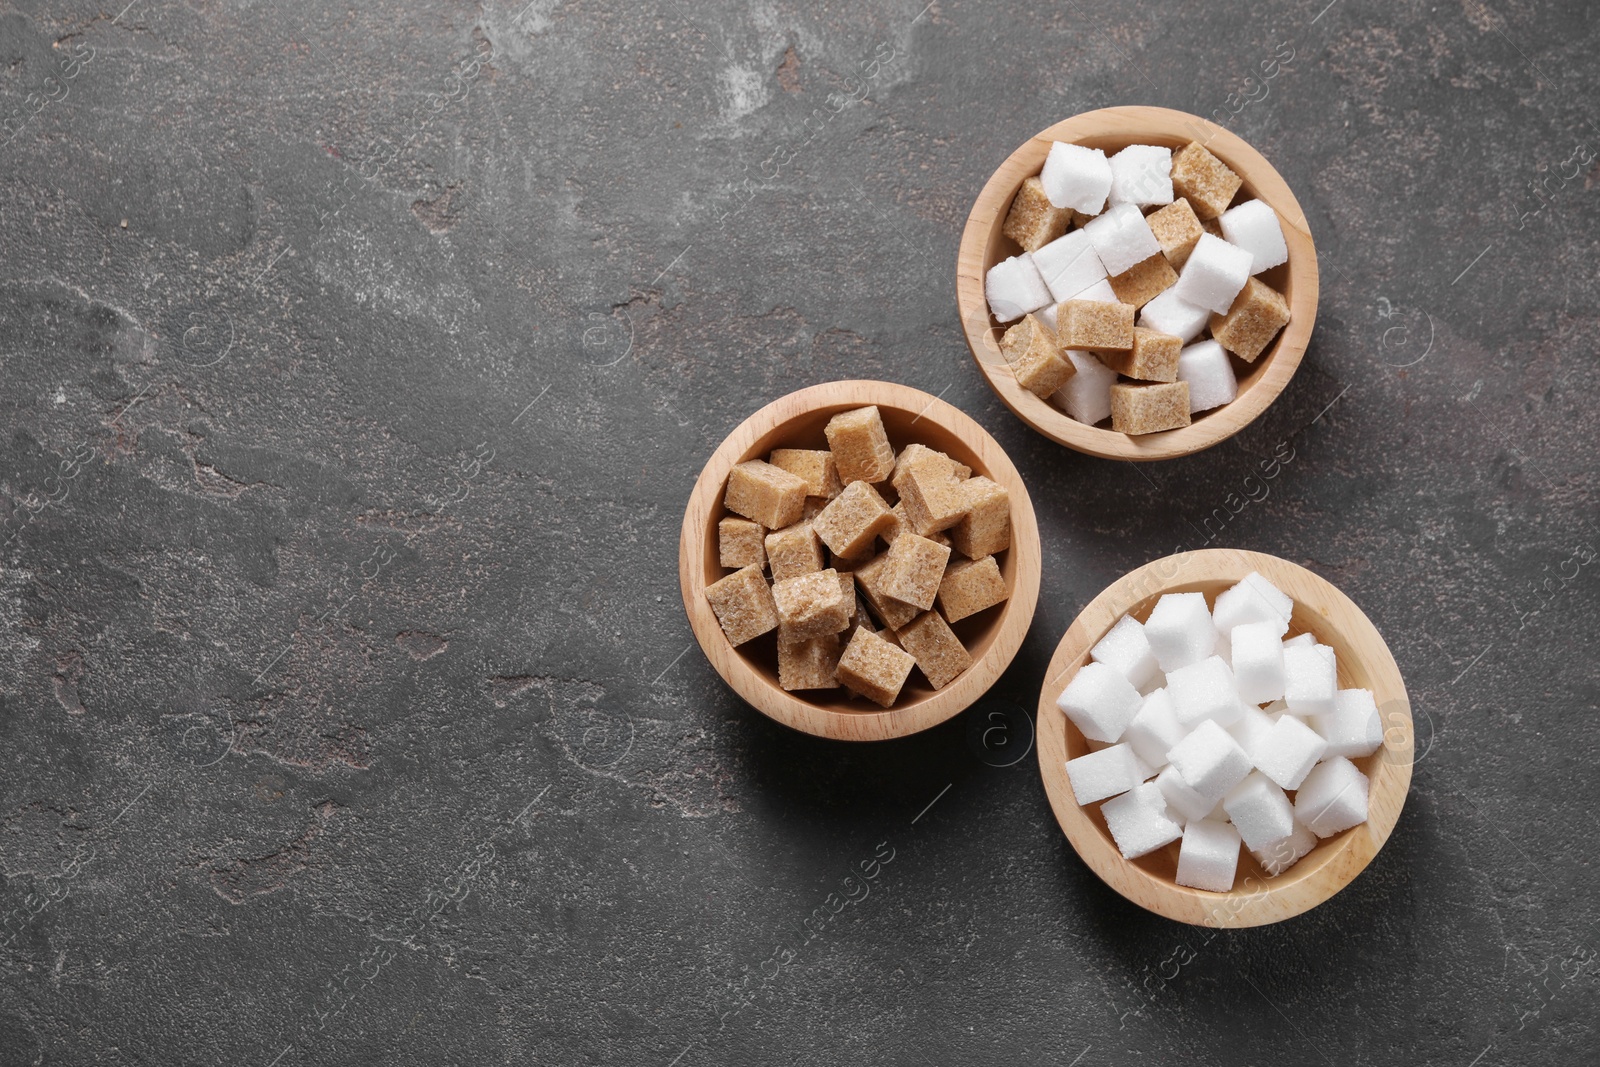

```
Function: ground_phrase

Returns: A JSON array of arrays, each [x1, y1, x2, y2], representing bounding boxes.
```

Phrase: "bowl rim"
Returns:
[[1035, 548, 1412, 926], [679, 379, 1042, 742], [956, 105, 1320, 462]]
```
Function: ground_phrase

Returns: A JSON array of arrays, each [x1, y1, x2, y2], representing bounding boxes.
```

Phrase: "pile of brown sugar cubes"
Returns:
[[984, 140, 1292, 435], [704, 405, 1011, 708]]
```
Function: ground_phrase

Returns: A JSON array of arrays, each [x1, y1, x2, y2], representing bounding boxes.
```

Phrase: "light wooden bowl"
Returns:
[[680, 380, 1041, 742], [956, 106, 1319, 461], [1036, 549, 1411, 926]]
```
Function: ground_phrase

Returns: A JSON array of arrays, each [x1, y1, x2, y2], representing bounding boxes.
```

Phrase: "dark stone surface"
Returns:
[[1, 1, 1597, 1064]]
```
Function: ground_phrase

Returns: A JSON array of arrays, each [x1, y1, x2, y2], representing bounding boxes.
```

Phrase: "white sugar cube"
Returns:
[[1167, 655, 1244, 728], [1090, 615, 1161, 690], [1213, 571, 1294, 636], [1107, 144, 1174, 207], [986, 254, 1053, 322], [1154, 764, 1215, 823], [1230, 620, 1287, 704], [1316, 688, 1383, 758], [1170, 233, 1253, 314], [1282, 633, 1317, 650], [1255, 714, 1328, 790], [1251, 820, 1318, 876], [1139, 288, 1211, 342], [1082, 203, 1162, 276], [1177, 340, 1238, 413], [1222, 772, 1297, 851], [1032, 229, 1108, 302], [1124, 688, 1186, 768], [1053, 349, 1117, 425], [1065, 743, 1142, 805], [1055, 661, 1142, 743], [1283, 644, 1337, 716], [1226, 704, 1278, 766], [1040, 141, 1113, 215], [1070, 278, 1120, 303], [1143, 591, 1215, 671], [1218, 199, 1289, 275], [1101, 781, 1183, 859], [1176, 818, 1242, 892], [1168, 719, 1253, 802], [1293, 756, 1370, 838]]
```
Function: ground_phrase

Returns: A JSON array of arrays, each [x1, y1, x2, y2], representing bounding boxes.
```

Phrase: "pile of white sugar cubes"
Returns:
[[1056, 571, 1383, 892], [985, 138, 1291, 436]]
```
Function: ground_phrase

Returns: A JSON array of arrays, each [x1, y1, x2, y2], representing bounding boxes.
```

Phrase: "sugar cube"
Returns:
[[1255, 714, 1328, 790], [1039, 141, 1113, 215], [1097, 327, 1182, 383], [1171, 233, 1253, 315], [1211, 277, 1291, 364], [1124, 687, 1186, 767], [1213, 571, 1294, 636], [1167, 655, 1244, 729], [1146, 198, 1204, 269], [1110, 381, 1191, 435], [835, 627, 916, 708], [1251, 820, 1319, 876], [1156, 764, 1217, 823], [825, 406, 895, 484], [1218, 199, 1289, 275], [718, 517, 766, 570], [1107, 253, 1179, 309], [725, 459, 808, 529], [771, 568, 851, 641], [999, 315, 1076, 399], [1053, 349, 1117, 425], [1143, 591, 1216, 671], [1056, 661, 1143, 743], [895, 442, 968, 479], [877, 532, 951, 612], [938, 555, 1008, 623], [892, 450, 967, 536], [1293, 756, 1370, 838], [1056, 299, 1135, 353], [1101, 782, 1184, 859], [897, 611, 972, 689], [1230, 620, 1287, 704], [1083, 203, 1163, 276], [949, 476, 1010, 559], [704, 564, 780, 646], [1090, 615, 1161, 690], [768, 448, 842, 499], [1032, 229, 1109, 303], [853, 553, 921, 631], [1316, 688, 1383, 758], [1139, 288, 1212, 343], [812, 480, 895, 559], [1283, 644, 1337, 717], [1222, 772, 1297, 851], [1170, 142, 1243, 220], [1066, 743, 1143, 804], [777, 632, 842, 691], [1168, 719, 1253, 801], [1226, 705, 1278, 766], [764, 521, 825, 581], [1003, 175, 1074, 251], [1108, 144, 1174, 207], [1176, 819, 1242, 892], [985, 253, 1053, 323], [1176, 340, 1238, 413]]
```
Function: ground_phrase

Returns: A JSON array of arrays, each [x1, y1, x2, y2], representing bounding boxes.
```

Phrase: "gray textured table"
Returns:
[[2, 1, 1596, 1064]]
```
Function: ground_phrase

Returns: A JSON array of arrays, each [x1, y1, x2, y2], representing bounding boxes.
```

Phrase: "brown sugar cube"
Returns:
[[771, 568, 851, 640], [768, 448, 842, 499], [1056, 299, 1135, 354], [1000, 314, 1076, 399], [938, 556, 1009, 623], [1147, 199, 1204, 269], [718, 517, 766, 570], [724, 460, 807, 530], [894, 443, 969, 481], [897, 611, 973, 690], [704, 564, 779, 646], [764, 521, 824, 581], [892, 451, 968, 537], [1171, 142, 1243, 220], [1110, 381, 1192, 435], [1002, 176, 1074, 252], [777, 631, 842, 691], [949, 476, 1010, 559], [1096, 327, 1182, 383], [824, 406, 895, 484], [1210, 277, 1291, 363], [878, 532, 951, 612], [1107, 254, 1179, 310], [853, 553, 922, 631], [813, 480, 894, 559], [834, 627, 916, 708]]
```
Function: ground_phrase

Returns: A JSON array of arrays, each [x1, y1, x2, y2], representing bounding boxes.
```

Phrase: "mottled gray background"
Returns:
[[1, 0, 1596, 1064]]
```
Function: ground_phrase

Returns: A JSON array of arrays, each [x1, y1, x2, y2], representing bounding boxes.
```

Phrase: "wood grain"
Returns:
[[1036, 549, 1412, 926], [956, 106, 1319, 461]]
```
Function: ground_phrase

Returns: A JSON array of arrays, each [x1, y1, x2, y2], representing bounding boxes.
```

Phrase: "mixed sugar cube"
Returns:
[[1057, 571, 1383, 892], [988, 138, 1292, 435]]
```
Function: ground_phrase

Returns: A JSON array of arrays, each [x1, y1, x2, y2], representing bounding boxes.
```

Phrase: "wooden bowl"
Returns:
[[680, 380, 1041, 742], [956, 106, 1319, 461], [1036, 549, 1411, 926]]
